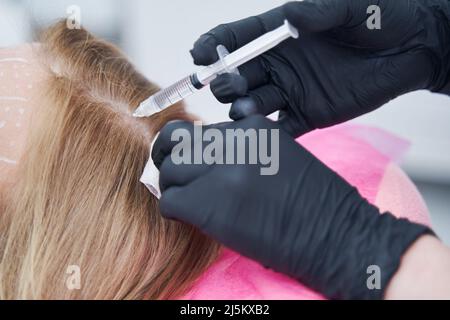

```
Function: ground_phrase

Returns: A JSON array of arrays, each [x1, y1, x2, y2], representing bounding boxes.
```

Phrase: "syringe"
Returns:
[[133, 20, 299, 118]]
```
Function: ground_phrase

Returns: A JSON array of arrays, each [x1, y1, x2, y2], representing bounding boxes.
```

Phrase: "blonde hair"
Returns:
[[0, 21, 219, 299]]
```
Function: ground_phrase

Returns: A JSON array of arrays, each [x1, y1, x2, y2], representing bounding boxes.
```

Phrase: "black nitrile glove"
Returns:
[[190, 0, 450, 137], [152, 115, 433, 299]]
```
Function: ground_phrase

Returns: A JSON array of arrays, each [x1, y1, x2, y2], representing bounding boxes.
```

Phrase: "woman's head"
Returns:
[[0, 21, 218, 299]]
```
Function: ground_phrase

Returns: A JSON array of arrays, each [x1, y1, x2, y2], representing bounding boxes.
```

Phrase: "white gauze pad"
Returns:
[[140, 133, 161, 199]]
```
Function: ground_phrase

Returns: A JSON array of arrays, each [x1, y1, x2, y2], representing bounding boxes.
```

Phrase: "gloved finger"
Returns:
[[151, 121, 195, 170], [229, 85, 287, 120], [159, 183, 209, 229], [158, 186, 190, 221], [238, 58, 270, 90], [277, 110, 312, 138], [159, 156, 212, 192], [210, 73, 248, 104], [283, 0, 350, 33], [190, 8, 285, 66], [210, 58, 271, 104]]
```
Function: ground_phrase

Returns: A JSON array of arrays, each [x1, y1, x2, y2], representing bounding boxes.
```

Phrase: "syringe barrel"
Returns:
[[152, 74, 199, 110]]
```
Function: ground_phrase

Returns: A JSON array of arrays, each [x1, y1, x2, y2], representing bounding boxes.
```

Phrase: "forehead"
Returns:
[[0, 43, 47, 112], [0, 44, 48, 167]]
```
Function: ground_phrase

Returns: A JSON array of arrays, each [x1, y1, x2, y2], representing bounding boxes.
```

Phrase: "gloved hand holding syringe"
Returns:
[[133, 20, 298, 118]]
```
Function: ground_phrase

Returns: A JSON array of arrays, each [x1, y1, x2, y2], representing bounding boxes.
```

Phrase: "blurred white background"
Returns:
[[1, 0, 449, 242]]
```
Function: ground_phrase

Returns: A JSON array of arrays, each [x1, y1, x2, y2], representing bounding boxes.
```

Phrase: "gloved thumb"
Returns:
[[283, 0, 349, 33]]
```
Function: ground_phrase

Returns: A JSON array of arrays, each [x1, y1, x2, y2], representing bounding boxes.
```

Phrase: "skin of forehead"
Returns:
[[0, 44, 48, 183]]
